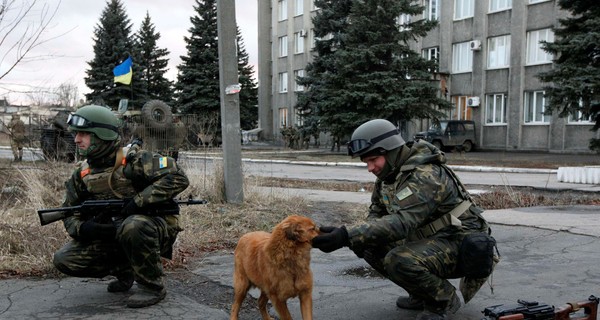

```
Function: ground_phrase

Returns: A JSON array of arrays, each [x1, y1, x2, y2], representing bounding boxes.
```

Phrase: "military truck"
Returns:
[[117, 99, 187, 160], [39, 100, 188, 162]]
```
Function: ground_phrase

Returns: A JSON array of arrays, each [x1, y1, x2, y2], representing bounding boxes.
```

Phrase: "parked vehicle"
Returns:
[[414, 120, 476, 152]]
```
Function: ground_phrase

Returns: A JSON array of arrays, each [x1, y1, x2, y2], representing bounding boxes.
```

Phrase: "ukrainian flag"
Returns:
[[113, 56, 133, 85]]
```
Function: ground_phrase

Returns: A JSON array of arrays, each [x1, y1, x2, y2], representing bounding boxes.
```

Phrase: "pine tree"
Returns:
[[175, 0, 220, 115], [297, 0, 450, 138], [237, 27, 259, 130], [134, 12, 174, 105], [84, 0, 136, 108], [537, 0, 600, 151]]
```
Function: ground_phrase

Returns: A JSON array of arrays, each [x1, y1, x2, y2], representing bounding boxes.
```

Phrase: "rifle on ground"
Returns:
[[37, 198, 208, 226], [481, 295, 599, 320]]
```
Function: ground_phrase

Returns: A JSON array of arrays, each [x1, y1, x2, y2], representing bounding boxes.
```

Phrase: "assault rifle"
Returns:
[[481, 295, 599, 320], [37, 198, 207, 226]]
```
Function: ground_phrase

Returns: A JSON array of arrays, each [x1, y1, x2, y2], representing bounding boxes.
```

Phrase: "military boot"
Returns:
[[126, 284, 167, 308], [416, 292, 461, 320], [107, 273, 134, 293], [396, 295, 424, 310]]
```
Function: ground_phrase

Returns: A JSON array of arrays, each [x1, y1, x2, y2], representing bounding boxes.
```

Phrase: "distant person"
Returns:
[[312, 119, 496, 320], [7, 113, 26, 162], [52, 105, 189, 308]]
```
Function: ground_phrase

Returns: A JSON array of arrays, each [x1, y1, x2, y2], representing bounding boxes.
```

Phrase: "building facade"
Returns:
[[258, 0, 597, 152]]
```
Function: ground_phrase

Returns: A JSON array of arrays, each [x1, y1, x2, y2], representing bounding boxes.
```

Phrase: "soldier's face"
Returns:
[[74, 131, 92, 150], [362, 155, 386, 176]]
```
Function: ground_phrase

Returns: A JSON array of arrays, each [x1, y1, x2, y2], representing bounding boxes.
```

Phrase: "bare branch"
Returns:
[[0, 0, 62, 80]]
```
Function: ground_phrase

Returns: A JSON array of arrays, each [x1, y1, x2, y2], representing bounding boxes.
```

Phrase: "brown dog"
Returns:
[[230, 215, 319, 320]]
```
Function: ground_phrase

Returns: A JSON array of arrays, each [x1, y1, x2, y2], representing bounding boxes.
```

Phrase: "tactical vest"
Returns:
[[79, 148, 136, 200]]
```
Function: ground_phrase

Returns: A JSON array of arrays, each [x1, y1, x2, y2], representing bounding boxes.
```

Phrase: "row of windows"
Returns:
[[278, 70, 305, 93], [278, 31, 308, 57], [435, 28, 554, 74], [453, 0, 552, 20], [278, 0, 317, 21], [448, 92, 593, 125], [277, 91, 592, 130], [277, 0, 553, 23]]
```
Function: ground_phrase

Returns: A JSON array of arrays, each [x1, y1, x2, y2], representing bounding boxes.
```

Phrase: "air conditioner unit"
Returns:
[[469, 40, 482, 51], [299, 29, 307, 37], [467, 96, 480, 107]]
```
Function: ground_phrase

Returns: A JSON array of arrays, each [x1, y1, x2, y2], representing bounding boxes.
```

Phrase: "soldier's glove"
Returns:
[[129, 138, 143, 148], [79, 220, 117, 241], [312, 226, 349, 253], [121, 199, 143, 216]]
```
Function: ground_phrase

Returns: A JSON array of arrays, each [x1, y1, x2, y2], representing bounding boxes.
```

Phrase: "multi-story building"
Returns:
[[258, 0, 597, 152]]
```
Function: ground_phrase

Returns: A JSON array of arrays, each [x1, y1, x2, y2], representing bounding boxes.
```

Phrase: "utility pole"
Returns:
[[217, 0, 243, 203]]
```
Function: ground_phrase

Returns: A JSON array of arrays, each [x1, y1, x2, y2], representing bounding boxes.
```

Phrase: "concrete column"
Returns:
[[217, 0, 243, 203]]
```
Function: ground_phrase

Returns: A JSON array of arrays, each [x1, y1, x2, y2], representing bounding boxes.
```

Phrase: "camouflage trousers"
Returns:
[[362, 237, 462, 313], [53, 214, 179, 291], [10, 139, 24, 159]]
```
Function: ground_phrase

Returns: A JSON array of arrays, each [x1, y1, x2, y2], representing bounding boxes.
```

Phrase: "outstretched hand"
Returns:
[[312, 226, 349, 253]]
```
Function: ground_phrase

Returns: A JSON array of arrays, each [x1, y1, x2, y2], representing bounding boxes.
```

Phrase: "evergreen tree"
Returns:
[[175, 0, 220, 115], [237, 27, 259, 130], [537, 0, 600, 152], [297, 0, 450, 138], [134, 12, 174, 105], [84, 0, 136, 108]]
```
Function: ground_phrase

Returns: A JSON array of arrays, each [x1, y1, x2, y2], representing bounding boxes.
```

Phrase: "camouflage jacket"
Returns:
[[7, 118, 25, 140], [347, 141, 488, 253], [62, 145, 189, 239]]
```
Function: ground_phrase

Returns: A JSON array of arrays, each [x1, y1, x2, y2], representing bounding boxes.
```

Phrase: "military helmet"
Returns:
[[67, 105, 120, 141], [347, 119, 405, 158]]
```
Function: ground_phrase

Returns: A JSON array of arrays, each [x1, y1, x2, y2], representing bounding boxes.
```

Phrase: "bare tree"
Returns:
[[0, 0, 61, 80], [54, 82, 79, 108]]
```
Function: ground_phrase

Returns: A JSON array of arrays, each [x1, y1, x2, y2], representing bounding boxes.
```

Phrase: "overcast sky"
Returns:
[[1, 0, 258, 105]]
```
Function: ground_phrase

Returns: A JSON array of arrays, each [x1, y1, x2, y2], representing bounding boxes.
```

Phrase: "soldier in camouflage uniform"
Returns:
[[52, 105, 189, 308], [7, 113, 26, 162], [312, 119, 491, 320]]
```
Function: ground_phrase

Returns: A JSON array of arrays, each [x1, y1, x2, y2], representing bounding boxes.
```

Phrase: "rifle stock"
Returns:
[[482, 295, 599, 320], [37, 198, 207, 226]]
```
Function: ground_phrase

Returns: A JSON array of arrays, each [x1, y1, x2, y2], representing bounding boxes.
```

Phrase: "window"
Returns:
[[397, 14, 412, 31], [295, 108, 305, 126], [526, 29, 554, 65], [524, 91, 549, 123], [485, 93, 507, 124], [450, 96, 473, 120], [278, 108, 288, 127], [424, 0, 439, 20], [452, 42, 473, 73], [295, 0, 303, 16], [278, 0, 288, 21], [294, 69, 305, 91], [568, 101, 594, 124], [279, 36, 288, 57], [279, 72, 288, 93], [294, 32, 305, 54], [454, 0, 474, 20], [489, 0, 511, 12], [422, 47, 439, 72], [422, 47, 439, 61], [529, 0, 551, 4], [487, 35, 510, 69]]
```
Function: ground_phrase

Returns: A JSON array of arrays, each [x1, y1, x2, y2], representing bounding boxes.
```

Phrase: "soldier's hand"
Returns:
[[121, 199, 143, 216], [79, 220, 117, 241], [312, 226, 349, 253]]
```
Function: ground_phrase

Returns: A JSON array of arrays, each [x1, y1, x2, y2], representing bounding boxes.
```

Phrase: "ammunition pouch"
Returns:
[[457, 231, 497, 279]]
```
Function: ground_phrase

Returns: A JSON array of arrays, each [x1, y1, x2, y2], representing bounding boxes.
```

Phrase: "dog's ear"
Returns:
[[284, 223, 300, 241]]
